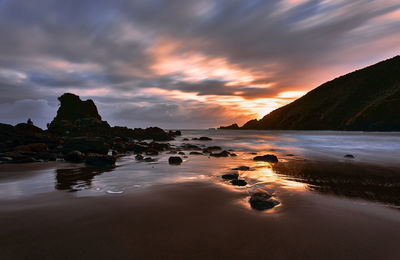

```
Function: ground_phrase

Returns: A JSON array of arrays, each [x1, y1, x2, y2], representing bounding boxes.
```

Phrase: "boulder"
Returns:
[[199, 136, 212, 141], [64, 150, 85, 163], [189, 151, 203, 155], [143, 157, 155, 162], [253, 154, 278, 163], [126, 143, 147, 153], [210, 150, 230, 157], [0, 152, 37, 163], [135, 154, 144, 160], [145, 150, 159, 156], [249, 192, 279, 210], [85, 153, 116, 167], [221, 173, 239, 180], [181, 143, 202, 150], [168, 156, 183, 165], [14, 143, 48, 153], [232, 166, 250, 171], [231, 179, 247, 186], [203, 146, 221, 153], [344, 154, 355, 158], [62, 137, 109, 155]]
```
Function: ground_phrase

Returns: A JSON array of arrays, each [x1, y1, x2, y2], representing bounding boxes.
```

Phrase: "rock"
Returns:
[[232, 166, 250, 171], [14, 123, 44, 134], [344, 154, 355, 158], [40, 152, 57, 161], [249, 192, 279, 210], [143, 157, 155, 162], [203, 146, 221, 153], [168, 130, 181, 136], [286, 154, 295, 156], [231, 179, 247, 186], [145, 150, 159, 156], [14, 143, 48, 153], [0, 152, 37, 163], [199, 136, 212, 141], [126, 143, 147, 153], [178, 152, 185, 155], [0, 156, 13, 163], [183, 138, 189, 141], [219, 123, 239, 130], [52, 93, 102, 122], [230, 153, 237, 157], [0, 123, 15, 138], [85, 153, 116, 167], [168, 156, 183, 165], [135, 154, 144, 160], [181, 144, 201, 150], [253, 154, 278, 163], [210, 150, 230, 157], [62, 137, 109, 155], [221, 173, 239, 180], [132, 127, 174, 141], [149, 142, 170, 151], [189, 151, 203, 155], [64, 150, 85, 163]]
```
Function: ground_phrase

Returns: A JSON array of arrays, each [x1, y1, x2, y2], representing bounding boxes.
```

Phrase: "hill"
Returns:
[[236, 56, 400, 131]]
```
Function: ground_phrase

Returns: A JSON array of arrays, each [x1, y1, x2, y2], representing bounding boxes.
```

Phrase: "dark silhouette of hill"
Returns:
[[238, 56, 400, 131]]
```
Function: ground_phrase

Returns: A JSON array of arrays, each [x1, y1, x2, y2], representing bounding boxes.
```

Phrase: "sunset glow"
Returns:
[[0, 0, 399, 128]]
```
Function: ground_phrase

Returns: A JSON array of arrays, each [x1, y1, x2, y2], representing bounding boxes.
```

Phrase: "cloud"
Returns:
[[0, 99, 56, 128], [0, 0, 399, 128]]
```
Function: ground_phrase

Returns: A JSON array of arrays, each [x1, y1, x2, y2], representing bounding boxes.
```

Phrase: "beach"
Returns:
[[1, 130, 400, 259]]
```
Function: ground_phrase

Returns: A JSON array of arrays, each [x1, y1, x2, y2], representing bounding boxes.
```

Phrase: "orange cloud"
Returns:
[[148, 38, 259, 85]]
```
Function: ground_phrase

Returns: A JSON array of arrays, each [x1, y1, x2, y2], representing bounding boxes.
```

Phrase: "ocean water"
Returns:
[[1, 130, 400, 206]]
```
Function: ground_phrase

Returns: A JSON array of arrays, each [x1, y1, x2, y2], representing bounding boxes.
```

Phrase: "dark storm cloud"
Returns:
[[0, 0, 399, 128]]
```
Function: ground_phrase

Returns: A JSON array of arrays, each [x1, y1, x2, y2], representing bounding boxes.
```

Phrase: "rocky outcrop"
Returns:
[[48, 93, 179, 141], [0, 93, 181, 164], [62, 137, 110, 155], [218, 123, 239, 130]]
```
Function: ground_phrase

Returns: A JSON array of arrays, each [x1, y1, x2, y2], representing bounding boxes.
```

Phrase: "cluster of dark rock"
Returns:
[[249, 192, 280, 210], [0, 93, 180, 166], [220, 155, 281, 210]]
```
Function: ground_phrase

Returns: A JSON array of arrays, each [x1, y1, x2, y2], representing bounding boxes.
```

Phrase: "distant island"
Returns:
[[220, 56, 400, 131]]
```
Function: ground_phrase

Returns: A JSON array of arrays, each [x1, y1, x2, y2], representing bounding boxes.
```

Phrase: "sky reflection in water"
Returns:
[[0, 130, 399, 208]]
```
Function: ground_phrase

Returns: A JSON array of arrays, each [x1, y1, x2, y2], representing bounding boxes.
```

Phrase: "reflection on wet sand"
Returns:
[[272, 160, 400, 207], [55, 166, 114, 192]]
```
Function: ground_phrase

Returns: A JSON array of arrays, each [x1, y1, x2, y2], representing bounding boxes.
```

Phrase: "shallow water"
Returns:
[[1, 130, 400, 207]]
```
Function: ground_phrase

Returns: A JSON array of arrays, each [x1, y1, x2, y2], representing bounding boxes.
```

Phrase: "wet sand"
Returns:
[[1, 181, 400, 260]]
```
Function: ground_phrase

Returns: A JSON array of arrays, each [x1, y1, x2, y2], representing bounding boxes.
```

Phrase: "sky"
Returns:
[[0, 0, 399, 129]]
